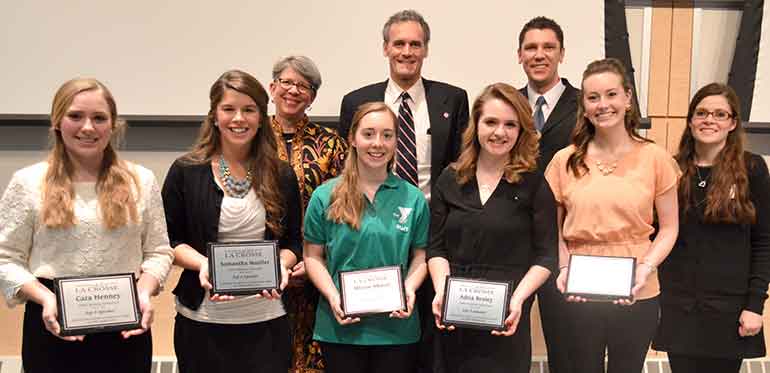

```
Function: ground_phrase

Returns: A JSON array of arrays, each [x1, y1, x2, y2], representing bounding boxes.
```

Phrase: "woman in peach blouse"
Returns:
[[544, 58, 679, 373]]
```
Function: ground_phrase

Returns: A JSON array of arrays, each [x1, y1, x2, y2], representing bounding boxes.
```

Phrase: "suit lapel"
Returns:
[[424, 79, 450, 175]]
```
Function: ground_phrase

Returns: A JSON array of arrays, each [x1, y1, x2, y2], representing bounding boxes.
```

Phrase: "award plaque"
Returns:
[[54, 273, 141, 336], [339, 266, 406, 317], [207, 240, 281, 296], [565, 254, 636, 300], [441, 277, 511, 331]]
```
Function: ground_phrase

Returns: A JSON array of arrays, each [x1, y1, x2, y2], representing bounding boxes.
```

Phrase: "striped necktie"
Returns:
[[396, 92, 418, 186]]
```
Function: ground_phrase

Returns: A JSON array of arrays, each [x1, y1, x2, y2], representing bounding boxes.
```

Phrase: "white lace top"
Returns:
[[0, 162, 174, 306]]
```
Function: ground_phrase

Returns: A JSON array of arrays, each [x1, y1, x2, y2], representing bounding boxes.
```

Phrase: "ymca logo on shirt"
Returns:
[[394, 207, 413, 232]]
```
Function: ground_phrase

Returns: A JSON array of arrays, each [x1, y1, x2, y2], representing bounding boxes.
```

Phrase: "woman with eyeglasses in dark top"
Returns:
[[653, 83, 770, 373]]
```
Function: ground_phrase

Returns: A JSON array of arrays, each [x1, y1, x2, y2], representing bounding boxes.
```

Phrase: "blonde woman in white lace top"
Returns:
[[0, 78, 173, 373]]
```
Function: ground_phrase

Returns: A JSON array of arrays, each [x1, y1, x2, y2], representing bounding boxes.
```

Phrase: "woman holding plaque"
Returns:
[[652, 83, 770, 373], [161, 70, 302, 373], [0, 78, 173, 373], [268, 55, 347, 373], [427, 83, 556, 373], [303, 102, 429, 373], [544, 58, 679, 373]]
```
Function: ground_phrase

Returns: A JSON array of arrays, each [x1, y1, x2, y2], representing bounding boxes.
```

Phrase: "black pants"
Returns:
[[537, 274, 572, 373], [174, 314, 291, 373], [440, 301, 533, 373], [320, 342, 417, 373], [22, 297, 152, 373], [416, 280, 441, 373], [668, 354, 742, 373], [566, 297, 659, 373]]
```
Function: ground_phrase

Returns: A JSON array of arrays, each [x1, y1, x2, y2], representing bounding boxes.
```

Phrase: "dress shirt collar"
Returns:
[[527, 78, 565, 109], [385, 77, 426, 106]]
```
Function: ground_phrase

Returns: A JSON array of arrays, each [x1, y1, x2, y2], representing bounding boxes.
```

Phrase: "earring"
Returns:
[[213, 121, 219, 127], [306, 105, 312, 112]]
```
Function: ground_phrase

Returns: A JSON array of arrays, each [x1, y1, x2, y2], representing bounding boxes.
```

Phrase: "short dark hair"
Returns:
[[518, 16, 564, 50], [382, 9, 430, 45]]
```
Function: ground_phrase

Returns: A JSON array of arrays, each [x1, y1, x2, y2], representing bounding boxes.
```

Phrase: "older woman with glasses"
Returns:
[[268, 55, 347, 373]]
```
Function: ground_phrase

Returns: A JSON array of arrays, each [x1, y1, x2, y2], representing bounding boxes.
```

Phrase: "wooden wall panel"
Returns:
[[647, 6, 674, 117], [669, 6, 694, 117]]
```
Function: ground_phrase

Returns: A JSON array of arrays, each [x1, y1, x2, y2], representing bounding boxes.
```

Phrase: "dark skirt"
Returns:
[[439, 299, 533, 373], [653, 305, 766, 359], [22, 292, 152, 373], [174, 313, 291, 373]]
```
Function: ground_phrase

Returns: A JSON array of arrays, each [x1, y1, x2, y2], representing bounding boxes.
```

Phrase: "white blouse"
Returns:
[[175, 186, 286, 324], [0, 162, 174, 306]]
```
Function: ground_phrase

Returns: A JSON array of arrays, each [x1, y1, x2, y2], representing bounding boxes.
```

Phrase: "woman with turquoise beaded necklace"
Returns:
[[161, 70, 303, 372]]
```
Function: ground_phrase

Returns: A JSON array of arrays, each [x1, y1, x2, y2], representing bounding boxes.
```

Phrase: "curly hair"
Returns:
[[452, 82, 539, 184]]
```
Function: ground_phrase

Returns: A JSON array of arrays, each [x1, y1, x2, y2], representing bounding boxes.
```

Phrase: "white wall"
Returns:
[[0, 0, 604, 117]]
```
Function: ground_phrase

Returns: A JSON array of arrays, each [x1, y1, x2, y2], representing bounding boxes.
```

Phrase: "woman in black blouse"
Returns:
[[427, 83, 557, 373], [653, 83, 770, 373]]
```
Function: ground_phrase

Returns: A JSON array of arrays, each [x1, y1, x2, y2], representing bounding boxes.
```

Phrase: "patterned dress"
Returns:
[[271, 115, 346, 373]]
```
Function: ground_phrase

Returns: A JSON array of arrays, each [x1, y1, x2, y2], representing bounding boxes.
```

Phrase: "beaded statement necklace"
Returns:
[[219, 154, 252, 198]]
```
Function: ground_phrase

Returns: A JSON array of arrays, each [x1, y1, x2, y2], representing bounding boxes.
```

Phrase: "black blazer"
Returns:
[[520, 78, 579, 171], [161, 158, 303, 310], [338, 78, 470, 185]]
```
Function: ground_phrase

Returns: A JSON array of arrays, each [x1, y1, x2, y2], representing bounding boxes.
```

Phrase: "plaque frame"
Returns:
[[207, 240, 281, 296], [441, 276, 511, 331], [565, 254, 636, 301], [54, 273, 141, 336], [338, 265, 406, 318]]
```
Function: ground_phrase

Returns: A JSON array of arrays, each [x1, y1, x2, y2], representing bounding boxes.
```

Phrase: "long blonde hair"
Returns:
[[452, 83, 539, 184], [183, 70, 284, 235], [42, 78, 139, 229], [327, 102, 396, 230]]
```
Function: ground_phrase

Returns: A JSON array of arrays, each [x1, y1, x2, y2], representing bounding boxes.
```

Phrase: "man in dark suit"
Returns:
[[338, 9, 469, 373], [338, 9, 469, 194], [518, 16, 578, 373]]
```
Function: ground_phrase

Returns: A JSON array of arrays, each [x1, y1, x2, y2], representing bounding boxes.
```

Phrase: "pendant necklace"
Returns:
[[693, 155, 709, 188], [595, 159, 618, 176], [695, 166, 708, 188]]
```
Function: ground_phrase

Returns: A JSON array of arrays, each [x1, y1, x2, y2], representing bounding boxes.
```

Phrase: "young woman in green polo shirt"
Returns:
[[303, 102, 430, 373]]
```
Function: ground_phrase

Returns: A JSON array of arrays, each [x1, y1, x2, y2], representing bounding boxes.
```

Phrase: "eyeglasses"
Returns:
[[692, 109, 733, 121], [275, 78, 314, 94]]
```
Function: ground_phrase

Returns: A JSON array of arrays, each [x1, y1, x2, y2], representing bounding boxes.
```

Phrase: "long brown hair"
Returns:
[[676, 82, 755, 224], [42, 78, 139, 229], [452, 83, 538, 184], [327, 102, 397, 230], [567, 58, 651, 177], [183, 70, 284, 234]]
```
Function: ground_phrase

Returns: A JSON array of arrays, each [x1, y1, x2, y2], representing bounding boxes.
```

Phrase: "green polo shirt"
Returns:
[[304, 173, 429, 345]]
